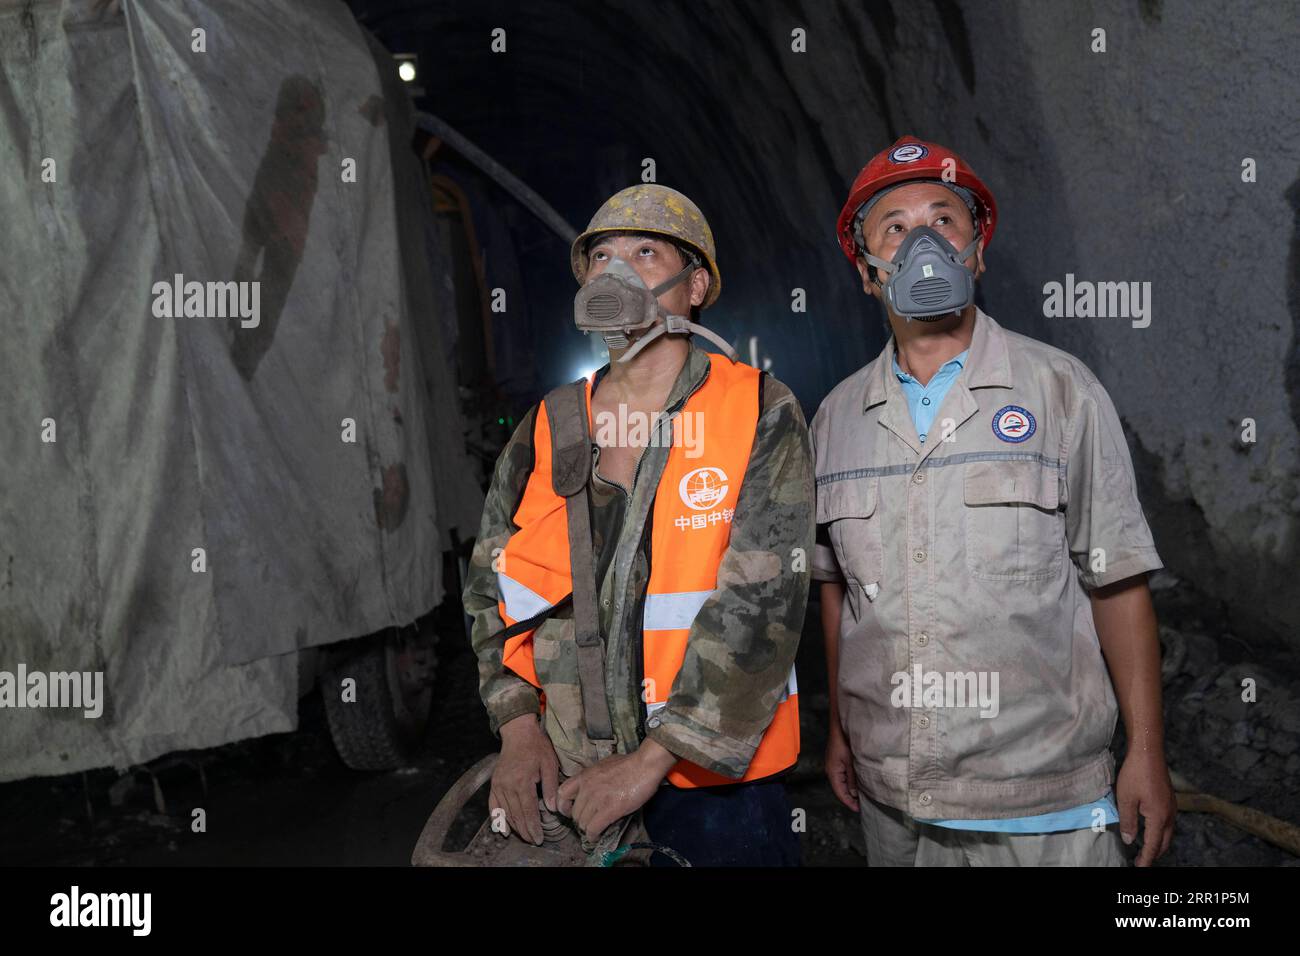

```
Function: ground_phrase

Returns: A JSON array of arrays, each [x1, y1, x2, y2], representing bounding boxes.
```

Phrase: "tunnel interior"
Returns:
[[353, 0, 1299, 655], [0, 0, 1296, 870], [351, 0, 1300, 862]]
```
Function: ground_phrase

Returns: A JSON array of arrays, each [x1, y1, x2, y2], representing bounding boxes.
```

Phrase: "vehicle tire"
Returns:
[[320, 624, 437, 771]]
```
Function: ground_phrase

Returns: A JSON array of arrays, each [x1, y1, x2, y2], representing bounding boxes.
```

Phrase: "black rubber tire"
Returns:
[[320, 627, 436, 771]]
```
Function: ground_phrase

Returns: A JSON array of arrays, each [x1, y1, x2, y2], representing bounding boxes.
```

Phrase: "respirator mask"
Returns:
[[862, 225, 981, 322], [573, 255, 737, 363]]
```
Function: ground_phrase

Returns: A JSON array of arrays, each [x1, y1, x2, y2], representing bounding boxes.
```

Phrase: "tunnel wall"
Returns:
[[880, 0, 1300, 640]]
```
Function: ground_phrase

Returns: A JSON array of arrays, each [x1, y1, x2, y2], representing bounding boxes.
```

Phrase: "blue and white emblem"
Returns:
[[888, 143, 928, 164], [992, 405, 1036, 443]]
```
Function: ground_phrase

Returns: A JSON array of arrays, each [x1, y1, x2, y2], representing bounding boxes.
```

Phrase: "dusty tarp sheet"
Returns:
[[0, 0, 482, 781]]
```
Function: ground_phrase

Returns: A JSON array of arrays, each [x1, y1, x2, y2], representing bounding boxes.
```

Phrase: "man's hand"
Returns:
[[1092, 574, 1174, 866], [825, 721, 859, 812], [490, 713, 560, 846], [1117, 751, 1176, 866], [819, 580, 859, 812], [556, 738, 678, 840]]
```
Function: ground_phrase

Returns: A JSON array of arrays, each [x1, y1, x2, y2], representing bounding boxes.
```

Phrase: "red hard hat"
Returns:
[[836, 136, 998, 264]]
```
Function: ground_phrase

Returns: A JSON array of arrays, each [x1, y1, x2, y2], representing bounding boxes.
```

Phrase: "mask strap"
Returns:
[[954, 234, 981, 265], [864, 252, 896, 277], [616, 324, 667, 363], [618, 315, 738, 364], [649, 263, 695, 297], [675, 318, 739, 362]]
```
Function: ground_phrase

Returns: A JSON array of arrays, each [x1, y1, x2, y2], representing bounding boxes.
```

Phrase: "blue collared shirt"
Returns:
[[891, 348, 969, 443], [893, 345, 1116, 834]]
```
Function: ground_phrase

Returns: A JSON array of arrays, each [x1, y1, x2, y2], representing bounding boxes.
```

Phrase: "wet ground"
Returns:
[[0, 576, 1296, 866]]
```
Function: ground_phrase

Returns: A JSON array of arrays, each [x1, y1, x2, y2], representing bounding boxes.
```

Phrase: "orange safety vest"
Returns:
[[495, 353, 799, 788]]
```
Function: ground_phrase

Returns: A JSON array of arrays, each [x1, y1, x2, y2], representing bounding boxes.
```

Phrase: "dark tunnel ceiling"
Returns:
[[346, 0, 927, 409]]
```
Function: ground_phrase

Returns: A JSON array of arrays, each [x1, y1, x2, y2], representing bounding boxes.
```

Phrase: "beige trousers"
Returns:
[[858, 795, 1128, 867]]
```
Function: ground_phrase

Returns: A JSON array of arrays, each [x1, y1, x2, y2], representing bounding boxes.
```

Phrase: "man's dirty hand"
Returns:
[[556, 738, 678, 840], [490, 713, 560, 846]]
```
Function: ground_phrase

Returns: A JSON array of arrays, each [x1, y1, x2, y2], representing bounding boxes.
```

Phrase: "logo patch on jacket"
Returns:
[[679, 466, 729, 510], [992, 405, 1036, 443]]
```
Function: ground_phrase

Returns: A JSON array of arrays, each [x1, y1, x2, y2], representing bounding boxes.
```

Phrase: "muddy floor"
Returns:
[[0, 575, 1295, 867]]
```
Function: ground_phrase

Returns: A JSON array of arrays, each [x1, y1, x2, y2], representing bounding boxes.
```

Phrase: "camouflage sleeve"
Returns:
[[462, 405, 543, 736], [645, 376, 815, 778]]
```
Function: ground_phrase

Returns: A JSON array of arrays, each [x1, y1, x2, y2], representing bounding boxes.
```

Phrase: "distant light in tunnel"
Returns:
[[397, 60, 417, 83]]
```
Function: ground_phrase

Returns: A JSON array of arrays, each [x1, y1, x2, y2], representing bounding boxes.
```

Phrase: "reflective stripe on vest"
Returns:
[[643, 590, 713, 630], [499, 572, 554, 623], [496, 398, 570, 689], [496, 353, 799, 788]]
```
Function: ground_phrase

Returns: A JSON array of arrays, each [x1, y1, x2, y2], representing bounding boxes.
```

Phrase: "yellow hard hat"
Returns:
[[570, 184, 722, 308]]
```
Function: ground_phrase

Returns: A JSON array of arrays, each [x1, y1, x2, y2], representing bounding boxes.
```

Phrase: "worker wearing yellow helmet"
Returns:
[[462, 183, 815, 866], [570, 184, 736, 363]]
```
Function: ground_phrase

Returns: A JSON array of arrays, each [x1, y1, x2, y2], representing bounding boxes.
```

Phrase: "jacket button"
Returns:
[[647, 716, 661, 729], [913, 472, 925, 484], [917, 714, 931, 729], [916, 632, 929, 646], [913, 549, 926, 563], [918, 792, 933, 806]]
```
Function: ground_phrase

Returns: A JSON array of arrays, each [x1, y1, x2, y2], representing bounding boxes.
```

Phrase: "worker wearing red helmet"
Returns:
[[811, 137, 1176, 866]]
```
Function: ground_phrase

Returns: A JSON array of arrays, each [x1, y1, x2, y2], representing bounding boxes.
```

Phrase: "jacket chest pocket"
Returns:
[[531, 616, 575, 685], [963, 459, 1063, 580], [816, 476, 882, 586]]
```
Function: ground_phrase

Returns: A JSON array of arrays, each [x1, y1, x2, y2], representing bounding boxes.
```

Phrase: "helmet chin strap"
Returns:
[[612, 263, 738, 364]]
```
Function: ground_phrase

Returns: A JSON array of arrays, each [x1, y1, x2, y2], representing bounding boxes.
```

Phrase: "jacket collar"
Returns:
[[670, 339, 714, 408], [863, 306, 1012, 412]]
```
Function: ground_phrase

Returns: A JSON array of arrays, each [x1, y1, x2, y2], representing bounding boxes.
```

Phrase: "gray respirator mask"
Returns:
[[863, 226, 981, 321], [573, 255, 737, 363]]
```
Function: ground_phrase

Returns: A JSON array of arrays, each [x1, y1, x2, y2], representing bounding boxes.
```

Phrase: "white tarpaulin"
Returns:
[[0, 0, 482, 780]]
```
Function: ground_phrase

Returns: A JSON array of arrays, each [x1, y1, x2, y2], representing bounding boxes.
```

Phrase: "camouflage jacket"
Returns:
[[463, 342, 814, 779]]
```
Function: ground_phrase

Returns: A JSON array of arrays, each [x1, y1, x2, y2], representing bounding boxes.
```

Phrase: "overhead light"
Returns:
[[395, 54, 417, 83]]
